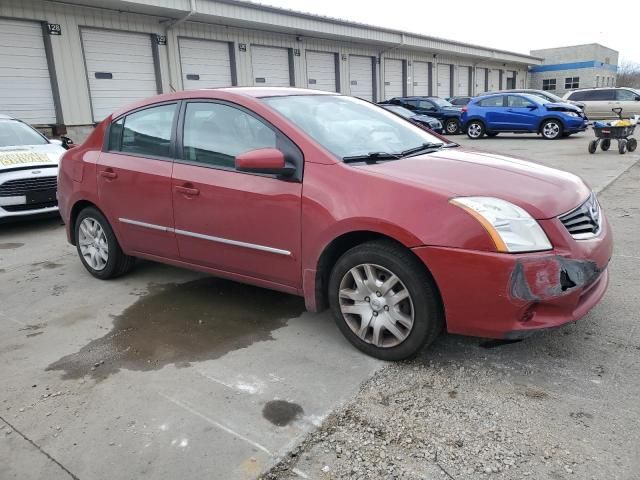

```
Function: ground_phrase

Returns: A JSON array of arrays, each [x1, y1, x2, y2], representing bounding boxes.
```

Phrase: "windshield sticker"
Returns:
[[0, 152, 50, 166]]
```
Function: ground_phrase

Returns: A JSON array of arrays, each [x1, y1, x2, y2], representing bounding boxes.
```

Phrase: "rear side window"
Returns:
[[418, 100, 436, 109], [477, 96, 504, 107], [569, 90, 614, 101], [109, 103, 177, 158], [181, 102, 277, 169]]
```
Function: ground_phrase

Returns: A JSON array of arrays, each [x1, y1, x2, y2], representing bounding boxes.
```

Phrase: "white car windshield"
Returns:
[[262, 95, 443, 160], [0, 120, 48, 147]]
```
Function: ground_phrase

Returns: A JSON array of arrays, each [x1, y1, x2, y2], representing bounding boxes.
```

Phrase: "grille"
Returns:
[[3, 201, 57, 212], [0, 176, 58, 197], [559, 193, 601, 239]]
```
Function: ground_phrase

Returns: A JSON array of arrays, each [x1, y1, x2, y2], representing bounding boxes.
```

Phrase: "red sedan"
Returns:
[[57, 88, 612, 360]]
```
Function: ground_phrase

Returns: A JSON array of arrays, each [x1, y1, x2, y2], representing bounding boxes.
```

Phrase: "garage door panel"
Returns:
[[475, 68, 487, 94], [384, 58, 404, 99], [413, 61, 429, 96], [0, 19, 56, 124], [349, 55, 374, 101], [437, 64, 451, 98], [306, 51, 336, 92], [81, 29, 158, 122], [251, 45, 290, 87], [179, 38, 232, 90], [457, 66, 470, 95]]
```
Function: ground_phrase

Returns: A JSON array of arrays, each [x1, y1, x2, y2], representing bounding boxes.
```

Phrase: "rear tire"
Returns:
[[445, 118, 460, 135], [601, 139, 611, 151], [627, 138, 637, 152], [541, 119, 563, 140], [328, 240, 444, 361], [588, 140, 597, 154], [75, 207, 135, 279], [466, 120, 485, 139]]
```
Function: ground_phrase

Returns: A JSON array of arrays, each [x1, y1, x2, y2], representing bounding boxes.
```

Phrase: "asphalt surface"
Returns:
[[1, 131, 638, 479]]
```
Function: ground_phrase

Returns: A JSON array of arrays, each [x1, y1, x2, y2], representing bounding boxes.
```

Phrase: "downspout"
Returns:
[[378, 33, 406, 100], [164, 0, 197, 91]]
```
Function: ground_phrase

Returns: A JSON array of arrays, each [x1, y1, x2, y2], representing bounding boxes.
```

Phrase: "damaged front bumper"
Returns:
[[412, 215, 613, 339]]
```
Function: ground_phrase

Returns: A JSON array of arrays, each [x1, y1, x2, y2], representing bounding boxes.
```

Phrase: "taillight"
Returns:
[[461, 107, 468, 113]]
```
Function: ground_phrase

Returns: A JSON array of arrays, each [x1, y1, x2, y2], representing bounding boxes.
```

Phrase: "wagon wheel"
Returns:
[[588, 140, 598, 154], [627, 138, 637, 152], [618, 139, 627, 155], [601, 139, 611, 151]]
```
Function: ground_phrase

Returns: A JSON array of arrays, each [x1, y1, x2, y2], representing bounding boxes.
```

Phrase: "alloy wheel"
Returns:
[[78, 217, 109, 271], [468, 122, 483, 138], [542, 121, 560, 139], [446, 120, 459, 134], [338, 263, 414, 348]]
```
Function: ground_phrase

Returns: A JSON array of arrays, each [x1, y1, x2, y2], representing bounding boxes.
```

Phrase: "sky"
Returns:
[[252, 0, 639, 64]]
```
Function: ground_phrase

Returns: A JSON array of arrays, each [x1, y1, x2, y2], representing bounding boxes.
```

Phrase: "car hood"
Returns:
[[543, 102, 582, 113], [361, 148, 590, 219], [412, 114, 439, 123], [0, 143, 65, 171]]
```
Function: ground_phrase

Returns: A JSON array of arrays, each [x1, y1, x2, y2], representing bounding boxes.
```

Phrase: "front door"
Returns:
[[97, 102, 178, 258], [172, 100, 303, 288], [505, 95, 539, 130]]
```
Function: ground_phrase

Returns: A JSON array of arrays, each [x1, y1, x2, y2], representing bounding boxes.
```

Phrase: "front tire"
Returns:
[[445, 118, 460, 135], [75, 207, 135, 279], [627, 138, 637, 152], [328, 240, 444, 361], [466, 120, 485, 139], [619, 139, 627, 154], [541, 119, 563, 140]]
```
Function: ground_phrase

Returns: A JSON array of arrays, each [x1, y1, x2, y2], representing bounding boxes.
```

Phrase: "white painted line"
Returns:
[[292, 468, 310, 479], [159, 393, 272, 456]]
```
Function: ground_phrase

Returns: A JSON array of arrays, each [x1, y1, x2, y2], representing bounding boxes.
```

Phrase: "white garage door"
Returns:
[[81, 29, 158, 122], [384, 58, 403, 100], [251, 45, 290, 87], [179, 38, 232, 90], [488, 69, 500, 91], [413, 61, 429, 96], [437, 64, 452, 98], [306, 51, 336, 92], [349, 55, 374, 101], [0, 19, 56, 124], [457, 66, 470, 95], [475, 67, 488, 94]]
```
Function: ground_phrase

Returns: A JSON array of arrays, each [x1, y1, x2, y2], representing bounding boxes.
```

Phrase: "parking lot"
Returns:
[[0, 131, 638, 479]]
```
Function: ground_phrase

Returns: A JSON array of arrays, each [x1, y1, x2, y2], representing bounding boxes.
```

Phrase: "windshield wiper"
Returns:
[[343, 151, 402, 163], [400, 142, 444, 157]]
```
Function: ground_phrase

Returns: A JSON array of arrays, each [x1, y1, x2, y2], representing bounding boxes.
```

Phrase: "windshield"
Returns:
[[262, 95, 444, 160], [0, 120, 48, 147], [383, 105, 414, 118], [430, 98, 454, 107]]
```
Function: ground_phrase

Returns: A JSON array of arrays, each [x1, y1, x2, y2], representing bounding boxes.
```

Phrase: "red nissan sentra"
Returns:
[[57, 88, 612, 360]]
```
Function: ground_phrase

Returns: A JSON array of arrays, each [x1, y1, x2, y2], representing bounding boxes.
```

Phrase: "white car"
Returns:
[[563, 88, 640, 120], [0, 115, 69, 220]]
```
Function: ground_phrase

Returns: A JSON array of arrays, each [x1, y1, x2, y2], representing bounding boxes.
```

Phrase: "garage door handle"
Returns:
[[99, 169, 117, 179], [175, 185, 200, 196]]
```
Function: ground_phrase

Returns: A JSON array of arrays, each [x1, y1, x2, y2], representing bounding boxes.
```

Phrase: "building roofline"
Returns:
[[218, 0, 542, 63]]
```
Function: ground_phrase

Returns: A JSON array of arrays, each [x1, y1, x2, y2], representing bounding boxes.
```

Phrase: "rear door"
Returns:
[[171, 100, 302, 287], [581, 89, 616, 119], [476, 95, 507, 130], [98, 102, 178, 258]]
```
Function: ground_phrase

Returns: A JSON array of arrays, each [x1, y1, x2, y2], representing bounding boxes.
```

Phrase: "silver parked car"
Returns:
[[563, 88, 640, 119], [0, 115, 69, 220]]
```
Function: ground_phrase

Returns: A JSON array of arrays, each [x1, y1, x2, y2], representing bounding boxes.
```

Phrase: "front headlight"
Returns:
[[564, 111, 579, 117], [450, 197, 552, 253]]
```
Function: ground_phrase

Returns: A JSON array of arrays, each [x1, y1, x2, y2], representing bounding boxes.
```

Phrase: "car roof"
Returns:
[[0, 114, 16, 121], [474, 92, 545, 102], [111, 87, 337, 119]]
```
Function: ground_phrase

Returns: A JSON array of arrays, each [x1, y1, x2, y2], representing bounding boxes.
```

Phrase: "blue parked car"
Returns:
[[382, 97, 463, 134], [461, 93, 588, 140]]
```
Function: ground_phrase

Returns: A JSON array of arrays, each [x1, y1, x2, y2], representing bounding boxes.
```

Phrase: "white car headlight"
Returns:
[[564, 111, 579, 117], [450, 197, 552, 253]]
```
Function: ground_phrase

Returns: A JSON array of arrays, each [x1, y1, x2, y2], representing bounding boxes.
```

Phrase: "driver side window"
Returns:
[[418, 100, 436, 110], [507, 96, 534, 108], [181, 102, 277, 169]]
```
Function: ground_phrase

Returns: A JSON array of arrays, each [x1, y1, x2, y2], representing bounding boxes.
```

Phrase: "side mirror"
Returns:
[[61, 135, 76, 149], [235, 148, 295, 176]]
